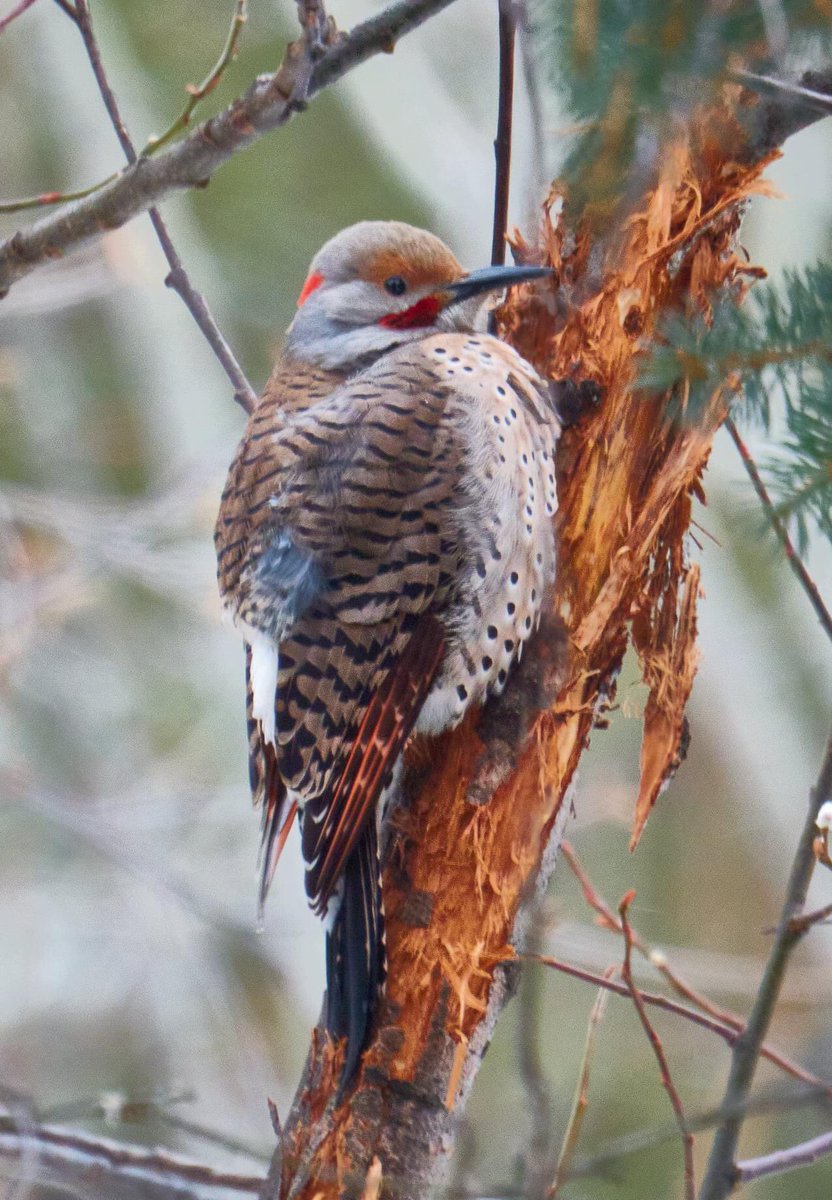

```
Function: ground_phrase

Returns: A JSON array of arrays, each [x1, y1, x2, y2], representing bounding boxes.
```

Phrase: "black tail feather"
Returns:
[[324, 819, 385, 1094]]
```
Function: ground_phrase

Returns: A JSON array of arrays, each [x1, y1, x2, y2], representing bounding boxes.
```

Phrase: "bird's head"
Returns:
[[285, 220, 552, 370]]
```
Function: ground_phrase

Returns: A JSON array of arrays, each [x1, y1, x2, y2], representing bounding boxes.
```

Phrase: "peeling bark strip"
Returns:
[[262, 91, 800, 1199]]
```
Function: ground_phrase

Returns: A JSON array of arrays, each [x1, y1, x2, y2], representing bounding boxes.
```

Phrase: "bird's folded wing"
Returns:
[[222, 355, 464, 907], [300, 611, 445, 915]]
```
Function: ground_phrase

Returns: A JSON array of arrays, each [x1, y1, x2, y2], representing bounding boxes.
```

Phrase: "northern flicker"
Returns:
[[215, 221, 560, 1086]]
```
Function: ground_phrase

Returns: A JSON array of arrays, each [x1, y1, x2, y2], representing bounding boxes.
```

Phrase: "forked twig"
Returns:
[[561, 841, 832, 1098], [618, 892, 695, 1200]]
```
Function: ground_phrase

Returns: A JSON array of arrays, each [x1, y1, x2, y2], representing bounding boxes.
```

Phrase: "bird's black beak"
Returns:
[[445, 263, 553, 305]]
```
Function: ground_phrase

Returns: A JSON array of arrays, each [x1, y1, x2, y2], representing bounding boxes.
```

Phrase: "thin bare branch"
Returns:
[[549, 973, 612, 1196], [736, 1129, 832, 1184], [724, 416, 832, 646], [67, 0, 257, 411], [699, 729, 832, 1200], [0, 0, 461, 297], [526, 953, 744, 1046], [571, 1085, 831, 1183], [619, 893, 695, 1200], [490, 0, 516, 268]]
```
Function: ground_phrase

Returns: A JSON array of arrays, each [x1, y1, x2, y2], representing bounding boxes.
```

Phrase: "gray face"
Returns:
[[284, 221, 487, 370]]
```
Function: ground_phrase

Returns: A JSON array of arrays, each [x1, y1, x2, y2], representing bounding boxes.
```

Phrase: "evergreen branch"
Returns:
[[724, 416, 832, 646], [0, 0, 462, 298], [698, 730, 832, 1200]]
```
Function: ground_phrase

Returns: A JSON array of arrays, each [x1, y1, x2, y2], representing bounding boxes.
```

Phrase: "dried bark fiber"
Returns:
[[265, 99, 778, 1200]]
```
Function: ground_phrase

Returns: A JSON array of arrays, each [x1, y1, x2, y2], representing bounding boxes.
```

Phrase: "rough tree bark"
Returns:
[[263, 71, 832, 1200]]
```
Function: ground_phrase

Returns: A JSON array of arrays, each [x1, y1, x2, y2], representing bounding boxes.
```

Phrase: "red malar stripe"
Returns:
[[379, 294, 442, 329], [297, 271, 324, 307]]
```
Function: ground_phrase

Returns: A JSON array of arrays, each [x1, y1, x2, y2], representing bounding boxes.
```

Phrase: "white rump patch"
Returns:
[[248, 629, 279, 746]]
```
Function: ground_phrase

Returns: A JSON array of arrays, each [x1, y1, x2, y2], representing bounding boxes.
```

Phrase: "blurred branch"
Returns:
[[699, 729, 832, 1200], [516, 910, 557, 1198], [0, 0, 462, 297], [735, 1129, 832, 1184], [0, 0, 38, 33], [619, 893, 695, 1200], [65, 0, 257, 412], [550, 975, 611, 1196], [0, 1113, 263, 1199], [571, 1084, 830, 1184], [2, 767, 286, 981], [724, 415, 832, 646]]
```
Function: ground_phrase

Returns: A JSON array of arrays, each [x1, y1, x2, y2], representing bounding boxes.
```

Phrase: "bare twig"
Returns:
[[735, 1129, 832, 1184], [549, 974, 611, 1196], [0, 1114, 263, 1198], [561, 841, 832, 1098], [0, 0, 38, 33], [699, 729, 832, 1200], [724, 416, 832, 646], [527, 953, 746, 1046], [0, 177, 119, 214], [144, 1, 248, 156], [0, 0, 461, 297], [619, 893, 695, 1200], [67, 0, 257, 412], [490, 0, 516, 269]]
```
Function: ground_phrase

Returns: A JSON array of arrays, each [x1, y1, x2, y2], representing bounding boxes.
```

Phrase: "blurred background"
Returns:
[[1, 1, 831, 1196]]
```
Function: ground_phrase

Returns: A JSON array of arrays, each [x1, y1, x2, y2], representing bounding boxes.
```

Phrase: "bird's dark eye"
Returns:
[[384, 275, 407, 297]]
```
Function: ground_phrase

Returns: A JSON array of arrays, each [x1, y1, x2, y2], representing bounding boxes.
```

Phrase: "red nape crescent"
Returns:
[[297, 271, 325, 307]]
